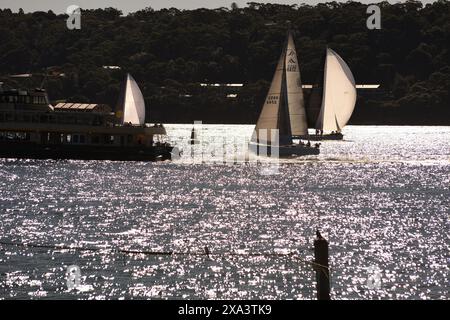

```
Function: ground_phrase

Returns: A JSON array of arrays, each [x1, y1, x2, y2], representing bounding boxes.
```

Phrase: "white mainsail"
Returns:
[[285, 33, 308, 137], [123, 73, 146, 125], [252, 31, 308, 145], [252, 48, 285, 144], [315, 48, 356, 132]]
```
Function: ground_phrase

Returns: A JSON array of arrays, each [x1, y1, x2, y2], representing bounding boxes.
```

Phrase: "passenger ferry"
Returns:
[[0, 75, 175, 161]]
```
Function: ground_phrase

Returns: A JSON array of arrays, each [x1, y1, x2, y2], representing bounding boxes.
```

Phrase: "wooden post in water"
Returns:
[[314, 231, 330, 300]]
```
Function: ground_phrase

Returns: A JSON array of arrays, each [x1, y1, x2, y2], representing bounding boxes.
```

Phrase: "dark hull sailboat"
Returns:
[[294, 133, 343, 141], [249, 141, 320, 157], [250, 31, 320, 157]]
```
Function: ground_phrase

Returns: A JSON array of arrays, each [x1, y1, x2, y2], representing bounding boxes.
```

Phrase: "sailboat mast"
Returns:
[[315, 48, 329, 130], [277, 33, 292, 142], [284, 29, 308, 137], [305, 50, 326, 128]]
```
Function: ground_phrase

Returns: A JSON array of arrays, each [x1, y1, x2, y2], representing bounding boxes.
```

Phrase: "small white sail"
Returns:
[[123, 73, 146, 125], [252, 49, 285, 144], [285, 33, 308, 136], [316, 48, 356, 132]]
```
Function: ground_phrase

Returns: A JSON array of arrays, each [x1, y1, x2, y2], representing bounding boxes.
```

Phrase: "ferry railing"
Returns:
[[0, 110, 117, 127]]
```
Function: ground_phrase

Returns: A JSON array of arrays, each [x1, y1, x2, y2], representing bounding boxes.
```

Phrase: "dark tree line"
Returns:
[[0, 1, 449, 124]]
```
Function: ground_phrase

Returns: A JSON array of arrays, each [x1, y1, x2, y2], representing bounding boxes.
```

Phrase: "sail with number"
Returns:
[[252, 31, 308, 145], [315, 48, 356, 132], [252, 44, 286, 144], [121, 73, 146, 125]]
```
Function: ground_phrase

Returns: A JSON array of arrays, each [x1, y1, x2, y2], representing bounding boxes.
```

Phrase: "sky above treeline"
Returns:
[[0, 0, 437, 14]]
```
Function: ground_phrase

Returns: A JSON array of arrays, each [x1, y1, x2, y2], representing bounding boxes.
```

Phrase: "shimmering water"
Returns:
[[0, 125, 449, 300]]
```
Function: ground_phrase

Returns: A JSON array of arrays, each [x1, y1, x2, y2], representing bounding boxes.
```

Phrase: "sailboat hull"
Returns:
[[294, 132, 343, 141], [249, 142, 320, 157]]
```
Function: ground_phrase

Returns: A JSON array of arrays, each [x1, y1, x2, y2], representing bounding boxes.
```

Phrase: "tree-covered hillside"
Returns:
[[0, 1, 449, 124]]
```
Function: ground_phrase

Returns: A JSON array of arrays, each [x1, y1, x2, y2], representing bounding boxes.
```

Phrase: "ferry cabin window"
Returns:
[[103, 135, 113, 144], [127, 135, 132, 144], [73, 135, 79, 143], [80, 135, 85, 143], [32, 96, 45, 104], [18, 96, 30, 104], [92, 136, 100, 144]]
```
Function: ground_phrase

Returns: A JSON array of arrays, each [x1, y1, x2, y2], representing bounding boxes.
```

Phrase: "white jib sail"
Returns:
[[252, 50, 285, 144], [316, 48, 356, 132], [285, 33, 308, 136], [123, 73, 146, 125]]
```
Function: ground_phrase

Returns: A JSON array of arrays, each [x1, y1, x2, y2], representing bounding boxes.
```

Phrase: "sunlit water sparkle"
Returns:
[[0, 125, 449, 300]]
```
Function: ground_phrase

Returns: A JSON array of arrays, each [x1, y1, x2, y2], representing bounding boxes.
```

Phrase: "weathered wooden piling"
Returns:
[[314, 231, 330, 300]]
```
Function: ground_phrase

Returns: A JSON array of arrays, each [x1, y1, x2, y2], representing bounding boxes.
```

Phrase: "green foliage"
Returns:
[[0, 1, 449, 124]]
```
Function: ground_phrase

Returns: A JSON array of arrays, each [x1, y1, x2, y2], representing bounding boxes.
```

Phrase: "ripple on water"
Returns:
[[0, 125, 449, 299]]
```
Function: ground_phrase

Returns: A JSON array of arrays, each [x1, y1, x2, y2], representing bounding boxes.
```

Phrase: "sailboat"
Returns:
[[300, 48, 357, 140], [189, 127, 200, 145], [116, 73, 146, 125], [249, 31, 320, 157]]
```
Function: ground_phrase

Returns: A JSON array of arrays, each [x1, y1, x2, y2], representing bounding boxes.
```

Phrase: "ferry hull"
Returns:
[[249, 142, 320, 157], [0, 142, 173, 162]]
